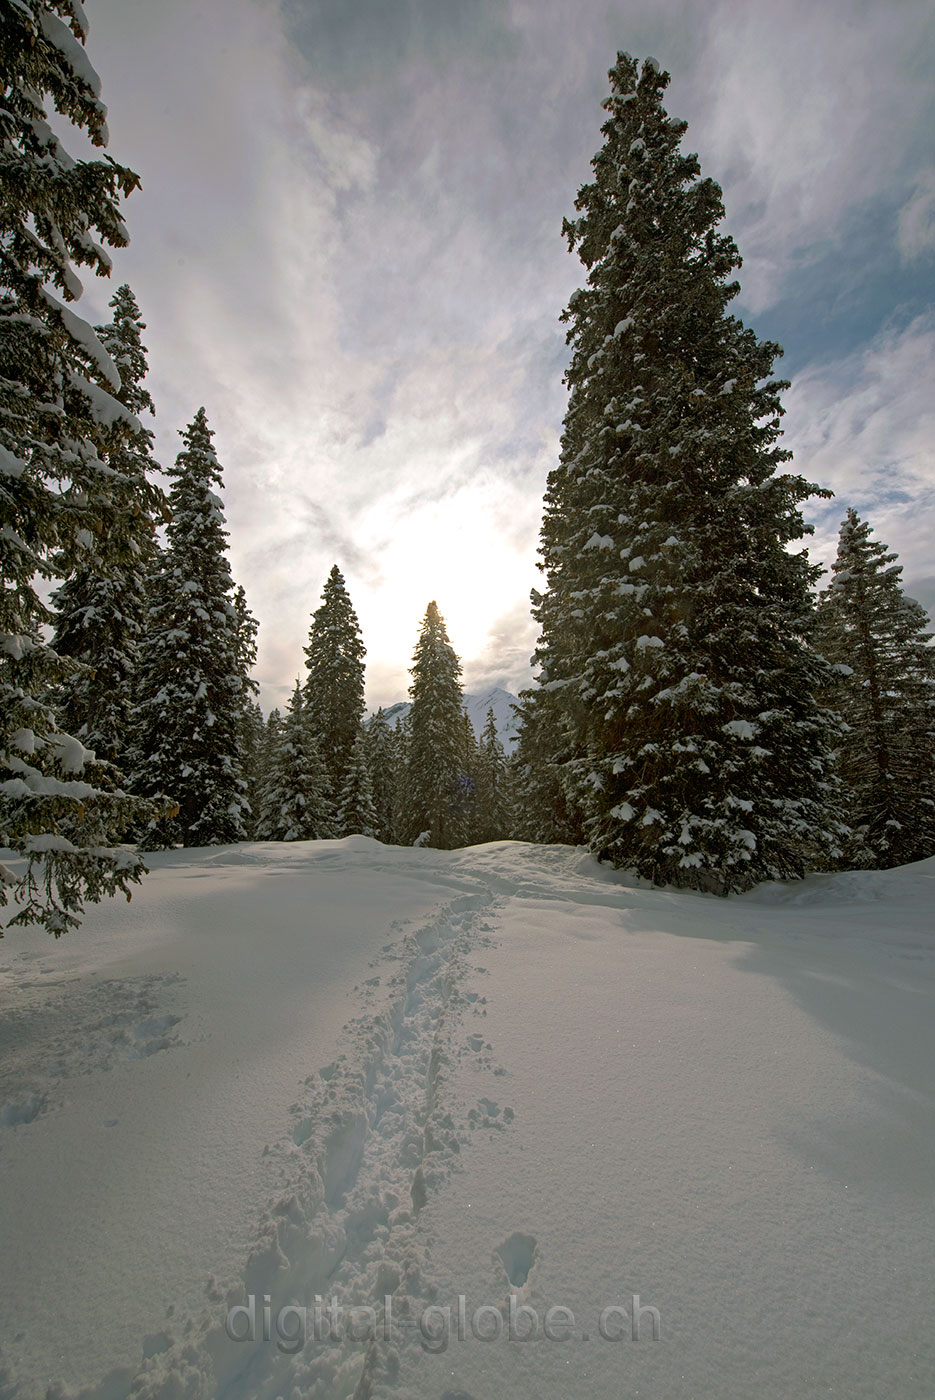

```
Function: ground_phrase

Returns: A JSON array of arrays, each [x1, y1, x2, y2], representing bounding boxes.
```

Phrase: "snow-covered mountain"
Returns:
[[375, 685, 520, 752]]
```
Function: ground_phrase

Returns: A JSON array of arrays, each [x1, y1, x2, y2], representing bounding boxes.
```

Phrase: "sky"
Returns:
[[73, 0, 935, 713]]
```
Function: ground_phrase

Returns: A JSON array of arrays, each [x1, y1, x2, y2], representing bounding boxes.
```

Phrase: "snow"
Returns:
[[67, 370, 137, 431], [723, 719, 759, 740], [22, 833, 78, 854], [37, 7, 102, 97], [48, 730, 93, 772], [0, 445, 27, 479], [1, 839, 934, 1399], [42, 290, 122, 393]]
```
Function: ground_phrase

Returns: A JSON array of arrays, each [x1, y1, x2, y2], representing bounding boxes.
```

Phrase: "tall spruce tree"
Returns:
[[131, 410, 249, 848], [513, 684, 586, 844], [50, 284, 164, 771], [475, 708, 513, 843], [231, 582, 260, 818], [390, 709, 411, 848], [456, 710, 480, 842], [335, 732, 379, 839], [0, 2, 159, 932], [241, 697, 267, 833], [403, 601, 471, 848], [252, 704, 283, 836], [363, 708, 397, 843], [521, 52, 844, 893], [255, 684, 332, 841], [816, 510, 935, 868], [303, 565, 365, 798]]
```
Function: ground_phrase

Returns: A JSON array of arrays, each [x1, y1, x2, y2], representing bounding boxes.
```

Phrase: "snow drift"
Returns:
[[1, 838, 933, 1399]]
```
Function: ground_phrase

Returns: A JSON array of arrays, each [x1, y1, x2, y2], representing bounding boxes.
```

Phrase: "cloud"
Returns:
[[685, 0, 935, 311], [79, 0, 934, 714], [784, 314, 935, 580], [462, 599, 540, 698], [897, 172, 935, 264]]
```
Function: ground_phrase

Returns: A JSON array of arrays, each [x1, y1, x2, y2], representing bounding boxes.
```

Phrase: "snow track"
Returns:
[[122, 888, 504, 1400], [6, 840, 933, 1400]]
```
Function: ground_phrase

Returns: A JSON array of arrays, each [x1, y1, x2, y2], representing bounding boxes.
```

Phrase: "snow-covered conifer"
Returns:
[[253, 704, 283, 835], [816, 510, 935, 867], [513, 680, 585, 844], [474, 708, 513, 842], [1, 4, 158, 932], [255, 685, 332, 841], [390, 709, 411, 847], [131, 410, 249, 847], [335, 732, 379, 839], [231, 583, 261, 815], [364, 708, 398, 843], [522, 53, 844, 892], [232, 585, 259, 707], [50, 285, 164, 771], [240, 698, 267, 833], [403, 602, 471, 849], [455, 711, 480, 842], [303, 565, 366, 798]]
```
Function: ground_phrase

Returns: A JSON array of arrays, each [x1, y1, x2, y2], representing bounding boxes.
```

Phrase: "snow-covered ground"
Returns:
[[1, 839, 933, 1399]]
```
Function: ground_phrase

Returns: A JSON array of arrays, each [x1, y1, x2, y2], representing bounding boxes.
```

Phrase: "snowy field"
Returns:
[[1, 838, 934, 1400]]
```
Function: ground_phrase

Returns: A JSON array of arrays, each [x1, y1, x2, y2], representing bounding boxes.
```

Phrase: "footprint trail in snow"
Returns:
[[126, 887, 509, 1400]]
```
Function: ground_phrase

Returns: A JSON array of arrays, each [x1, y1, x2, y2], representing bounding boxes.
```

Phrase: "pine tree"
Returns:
[[303, 565, 366, 798], [253, 704, 284, 836], [455, 710, 480, 843], [390, 709, 411, 848], [231, 582, 260, 820], [522, 52, 845, 893], [816, 510, 935, 868], [255, 684, 333, 841], [513, 684, 586, 844], [50, 284, 164, 771], [1, 2, 159, 933], [364, 708, 398, 843], [232, 584, 259, 709], [335, 732, 379, 838], [241, 698, 267, 834], [475, 708, 513, 843], [403, 601, 472, 849], [131, 410, 249, 847]]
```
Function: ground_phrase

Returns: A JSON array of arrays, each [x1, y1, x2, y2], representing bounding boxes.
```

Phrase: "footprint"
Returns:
[[0, 1092, 47, 1128], [411, 1166, 428, 1213], [495, 1232, 538, 1288], [128, 1014, 182, 1059]]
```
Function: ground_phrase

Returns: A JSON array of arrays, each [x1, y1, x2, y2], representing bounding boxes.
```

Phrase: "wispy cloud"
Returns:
[[81, 0, 935, 707], [687, 0, 935, 313], [786, 313, 935, 583], [898, 172, 935, 264]]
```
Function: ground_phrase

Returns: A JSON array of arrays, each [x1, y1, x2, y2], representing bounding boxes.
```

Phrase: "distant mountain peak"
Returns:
[[368, 689, 520, 752]]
